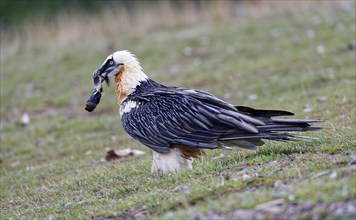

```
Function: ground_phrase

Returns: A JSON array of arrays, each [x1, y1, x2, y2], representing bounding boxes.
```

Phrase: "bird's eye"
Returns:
[[109, 60, 114, 66]]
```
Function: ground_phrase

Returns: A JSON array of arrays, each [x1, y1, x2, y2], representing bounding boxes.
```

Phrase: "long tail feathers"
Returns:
[[219, 106, 323, 150], [236, 106, 294, 117]]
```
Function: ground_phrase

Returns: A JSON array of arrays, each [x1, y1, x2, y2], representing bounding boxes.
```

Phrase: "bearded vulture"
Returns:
[[85, 50, 321, 173]]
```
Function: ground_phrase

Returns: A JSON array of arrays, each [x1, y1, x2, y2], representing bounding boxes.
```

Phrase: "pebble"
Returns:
[[342, 150, 355, 156], [329, 170, 338, 179], [288, 194, 296, 201], [85, 150, 92, 156], [342, 96, 348, 103], [317, 96, 327, 103], [316, 45, 325, 54], [212, 153, 230, 161], [20, 113, 30, 126], [255, 198, 285, 210], [173, 185, 190, 193], [247, 94, 258, 101], [11, 161, 20, 168], [348, 156, 356, 165], [303, 105, 313, 113], [241, 174, 251, 180], [274, 180, 284, 188]]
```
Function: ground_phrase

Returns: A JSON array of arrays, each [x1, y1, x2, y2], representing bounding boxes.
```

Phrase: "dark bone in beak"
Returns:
[[85, 88, 102, 112], [85, 73, 104, 112]]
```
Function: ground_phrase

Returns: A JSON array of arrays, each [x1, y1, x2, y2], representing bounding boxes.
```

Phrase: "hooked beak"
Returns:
[[85, 70, 106, 112]]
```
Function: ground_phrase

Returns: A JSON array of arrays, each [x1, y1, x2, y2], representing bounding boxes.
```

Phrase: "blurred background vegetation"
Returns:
[[1, 0, 110, 27], [0, 0, 208, 28]]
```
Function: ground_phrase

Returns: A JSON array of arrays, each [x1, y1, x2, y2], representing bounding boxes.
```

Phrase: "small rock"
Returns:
[[269, 160, 278, 166], [100, 158, 108, 163], [11, 161, 20, 167], [110, 136, 118, 142], [342, 96, 348, 103], [241, 174, 250, 180], [85, 150, 92, 156], [255, 199, 285, 211], [26, 166, 37, 171], [317, 96, 327, 103], [20, 113, 30, 126], [212, 153, 230, 161], [46, 215, 54, 220], [329, 170, 338, 179], [274, 180, 284, 188], [348, 156, 356, 165], [288, 194, 296, 201], [247, 94, 258, 101], [303, 104, 313, 113], [134, 211, 150, 218], [342, 150, 355, 156], [312, 170, 331, 179], [316, 45, 325, 54], [173, 185, 190, 193]]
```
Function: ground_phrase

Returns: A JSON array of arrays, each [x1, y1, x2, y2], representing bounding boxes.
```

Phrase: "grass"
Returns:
[[1, 1, 355, 219]]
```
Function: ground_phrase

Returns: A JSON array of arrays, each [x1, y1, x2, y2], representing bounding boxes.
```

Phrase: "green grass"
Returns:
[[1, 2, 355, 219]]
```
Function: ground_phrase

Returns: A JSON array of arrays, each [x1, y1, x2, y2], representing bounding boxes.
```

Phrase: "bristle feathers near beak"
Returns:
[[104, 76, 110, 86]]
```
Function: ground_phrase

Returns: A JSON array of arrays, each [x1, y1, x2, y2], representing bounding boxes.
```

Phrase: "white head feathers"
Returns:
[[112, 50, 142, 71], [111, 50, 148, 102]]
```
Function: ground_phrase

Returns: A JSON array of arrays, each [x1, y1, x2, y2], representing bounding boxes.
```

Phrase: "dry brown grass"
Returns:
[[1, 1, 353, 61]]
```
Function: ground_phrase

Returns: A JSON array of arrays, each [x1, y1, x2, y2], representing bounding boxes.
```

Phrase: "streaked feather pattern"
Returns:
[[121, 79, 321, 153]]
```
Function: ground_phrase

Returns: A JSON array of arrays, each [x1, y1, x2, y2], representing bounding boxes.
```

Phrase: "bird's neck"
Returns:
[[114, 65, 148, 103]]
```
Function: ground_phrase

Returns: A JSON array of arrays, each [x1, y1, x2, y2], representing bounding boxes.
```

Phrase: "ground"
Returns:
[[0, 1, 355, 219]]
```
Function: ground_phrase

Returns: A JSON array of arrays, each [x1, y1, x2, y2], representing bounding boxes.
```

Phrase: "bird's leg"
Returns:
[[151, 148, 193, 174]]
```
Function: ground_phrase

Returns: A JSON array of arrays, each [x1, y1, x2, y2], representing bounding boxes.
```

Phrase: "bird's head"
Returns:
[[85, 50, 147, 112]]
